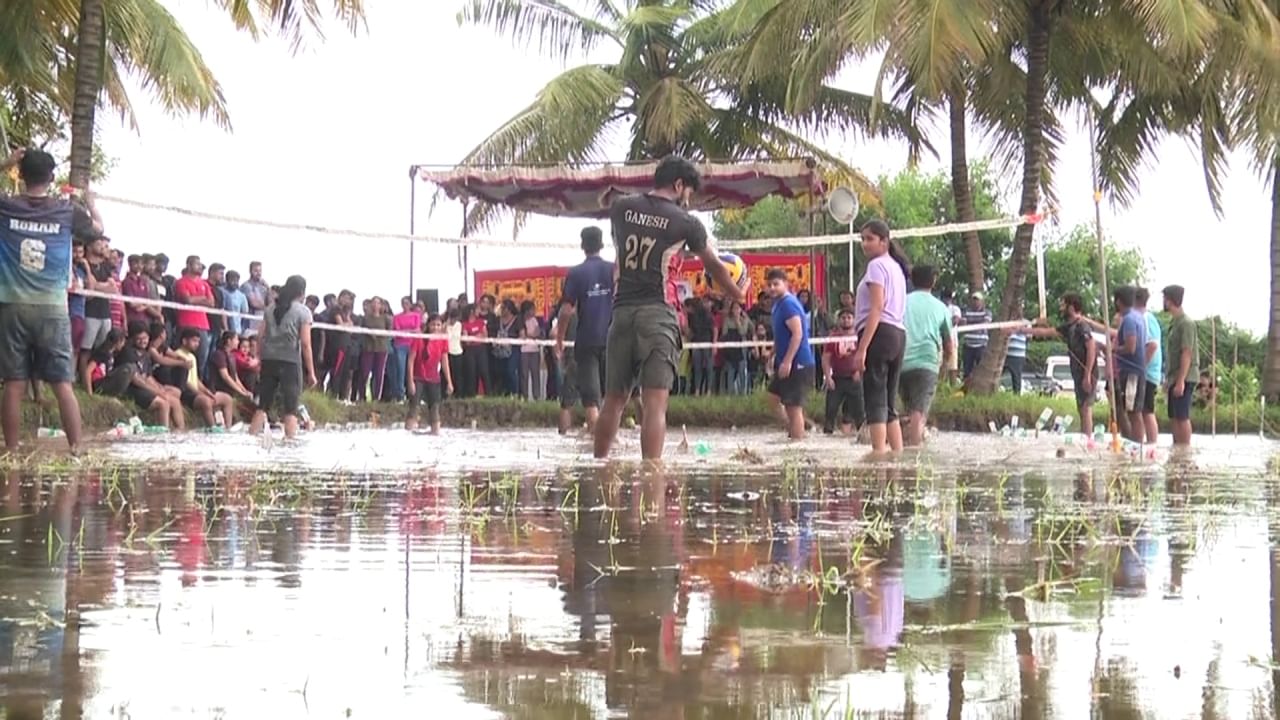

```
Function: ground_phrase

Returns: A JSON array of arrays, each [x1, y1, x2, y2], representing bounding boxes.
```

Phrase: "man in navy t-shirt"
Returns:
[[1113, 285, 1148, 442], [555, 226, 614, 432], [0, 149, 103, 453], [766, 268, 814, 439]]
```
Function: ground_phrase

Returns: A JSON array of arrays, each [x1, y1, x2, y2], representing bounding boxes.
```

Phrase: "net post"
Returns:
[[408, 165, 418, 299], [847, 223, 854, 291]]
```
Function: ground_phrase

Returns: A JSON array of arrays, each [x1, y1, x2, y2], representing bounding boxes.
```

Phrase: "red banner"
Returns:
[[474, 253, 825, 317]]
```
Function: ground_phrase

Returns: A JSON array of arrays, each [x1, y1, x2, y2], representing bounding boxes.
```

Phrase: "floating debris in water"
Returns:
[[729, 446, 763, 464]]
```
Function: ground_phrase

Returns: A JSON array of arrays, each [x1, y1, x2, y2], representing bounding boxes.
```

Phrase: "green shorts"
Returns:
[[605, 304, 680, 397]]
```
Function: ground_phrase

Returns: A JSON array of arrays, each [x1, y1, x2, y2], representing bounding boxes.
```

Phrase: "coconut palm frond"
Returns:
[[104, 0, 231, 129], [457, 0, 617, 61]]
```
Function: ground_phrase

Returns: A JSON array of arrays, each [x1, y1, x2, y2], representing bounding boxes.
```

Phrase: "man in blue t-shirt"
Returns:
[[1136, 287, 1163, 444], [0, 149, 103, 453], [555, 226, 615, 433], [1113, 285, 1148, 442], [766, 268, 814, 439]]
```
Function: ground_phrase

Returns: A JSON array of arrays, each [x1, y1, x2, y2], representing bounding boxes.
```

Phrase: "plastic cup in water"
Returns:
[[988, 421, 999, 434]]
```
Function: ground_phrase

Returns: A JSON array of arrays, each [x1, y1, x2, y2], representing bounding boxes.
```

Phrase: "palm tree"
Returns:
[[965, 0, 1229, 393], [69, 0, 104, 188], [61, 0, 368, 189], [964, 1, 1058, 394], [1226, 7, 1280, 397], [728, 0, 1232, 393], [2, 0, 231, 164], [724, 0, 1036, 294], [454, 0, 928, 230], [1081, 3, 1277, 397], [1267, 155, 1280, 397]]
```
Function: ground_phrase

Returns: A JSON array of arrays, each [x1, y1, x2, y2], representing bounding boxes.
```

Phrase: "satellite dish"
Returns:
[[826, 187, 860, 225]]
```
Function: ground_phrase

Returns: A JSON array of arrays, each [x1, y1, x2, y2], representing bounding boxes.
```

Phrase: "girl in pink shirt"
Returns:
[[389, 296, 422, 402]]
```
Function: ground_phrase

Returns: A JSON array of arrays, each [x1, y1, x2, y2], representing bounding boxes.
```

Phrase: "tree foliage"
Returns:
[[713, 195, 809, 241], [873, 163, 1009, 298], [1, 0, 232, 152], [712, 162, 1149, 328], [994, 223, 1146, 321], [455, 0, 930, 230]]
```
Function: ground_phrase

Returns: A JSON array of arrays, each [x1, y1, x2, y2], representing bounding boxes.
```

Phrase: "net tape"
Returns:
[[75, 288, 1028, 350], [93, 194, 1044, 251]]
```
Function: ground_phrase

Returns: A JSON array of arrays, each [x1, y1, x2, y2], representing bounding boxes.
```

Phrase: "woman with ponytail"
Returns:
[[852, 220, 909, 454], [251, 274, 317, 439]]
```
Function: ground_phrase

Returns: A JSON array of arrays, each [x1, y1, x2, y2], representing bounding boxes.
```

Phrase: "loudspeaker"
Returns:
[[417, 288, 439, 314]]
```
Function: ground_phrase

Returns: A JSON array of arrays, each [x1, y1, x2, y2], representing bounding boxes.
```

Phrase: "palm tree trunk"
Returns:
[[949, 87, 984, 293], [1263, 156, 1280, 399], [967, 4, 1052, 395], [69, 0, 105, 189]]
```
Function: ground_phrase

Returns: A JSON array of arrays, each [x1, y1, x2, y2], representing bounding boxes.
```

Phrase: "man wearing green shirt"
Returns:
[[900, 265, 953, 446], [1162, 285, 1198, 446]]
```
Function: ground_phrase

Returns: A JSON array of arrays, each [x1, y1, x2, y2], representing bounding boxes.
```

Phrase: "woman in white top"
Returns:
[[445, 307, 463, 401], [518, 300, 545, 401], [852, 220, 911, 455]]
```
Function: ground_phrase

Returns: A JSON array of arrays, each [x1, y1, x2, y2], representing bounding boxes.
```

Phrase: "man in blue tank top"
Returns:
[[0, 149, 102, 452]]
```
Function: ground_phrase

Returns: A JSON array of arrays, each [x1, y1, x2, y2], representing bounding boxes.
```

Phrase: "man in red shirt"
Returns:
[[173, 254, 215, 381], [121, 254, 161, 328]]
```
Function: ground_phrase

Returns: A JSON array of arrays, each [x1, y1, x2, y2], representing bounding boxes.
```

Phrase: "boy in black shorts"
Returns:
[[766, 268, 814, 439]]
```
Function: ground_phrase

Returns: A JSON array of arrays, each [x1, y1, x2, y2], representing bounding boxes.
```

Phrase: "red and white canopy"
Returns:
[[417, 160, 824, 218]]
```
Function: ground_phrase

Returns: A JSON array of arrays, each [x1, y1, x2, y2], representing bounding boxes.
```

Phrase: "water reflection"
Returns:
[[0, 461, 1276, 718]]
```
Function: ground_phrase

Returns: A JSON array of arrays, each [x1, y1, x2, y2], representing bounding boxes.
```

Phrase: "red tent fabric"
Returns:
[[418, 160, 823, 218]]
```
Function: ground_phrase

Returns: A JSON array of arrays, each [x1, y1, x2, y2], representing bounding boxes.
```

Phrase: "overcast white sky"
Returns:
[[97, 1, 1273, 333]]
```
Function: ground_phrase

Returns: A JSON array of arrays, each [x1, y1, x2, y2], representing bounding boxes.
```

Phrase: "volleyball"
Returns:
[[705, 252, 749, 293]]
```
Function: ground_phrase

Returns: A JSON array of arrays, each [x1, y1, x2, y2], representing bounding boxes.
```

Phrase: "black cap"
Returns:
[[18, 150, 56, 185]]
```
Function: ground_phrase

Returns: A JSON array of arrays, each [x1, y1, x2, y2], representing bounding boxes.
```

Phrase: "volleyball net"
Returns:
[[82, 155, 1049, 351], [72, 287, 1030, 351]]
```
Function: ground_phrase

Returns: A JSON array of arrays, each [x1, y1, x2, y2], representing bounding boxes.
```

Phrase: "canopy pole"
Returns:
[[460, 200, 471, 298], [408, 166, 418, 299]]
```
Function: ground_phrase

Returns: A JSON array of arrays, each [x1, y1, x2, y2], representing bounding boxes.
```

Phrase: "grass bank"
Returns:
[[308, 389, 1275, 437], [21, 388, 1276, 439]]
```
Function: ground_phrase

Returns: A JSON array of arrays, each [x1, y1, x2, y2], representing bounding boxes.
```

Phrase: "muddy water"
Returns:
[[2, 432, 1280, 718]]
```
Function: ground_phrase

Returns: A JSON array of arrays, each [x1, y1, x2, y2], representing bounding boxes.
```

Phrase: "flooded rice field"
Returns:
[[3, 429, 1280, 718]]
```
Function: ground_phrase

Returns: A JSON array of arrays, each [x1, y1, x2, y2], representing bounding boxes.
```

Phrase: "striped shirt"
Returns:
[[1007, 331, 1027, 358], [962, 308, 992, 347]]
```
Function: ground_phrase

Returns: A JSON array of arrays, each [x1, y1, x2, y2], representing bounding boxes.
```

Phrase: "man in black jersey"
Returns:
[[593, 156, 746, 460]]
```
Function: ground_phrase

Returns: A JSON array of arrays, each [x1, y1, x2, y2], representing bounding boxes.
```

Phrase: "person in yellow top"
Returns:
[[174, 328, 235, 429]]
